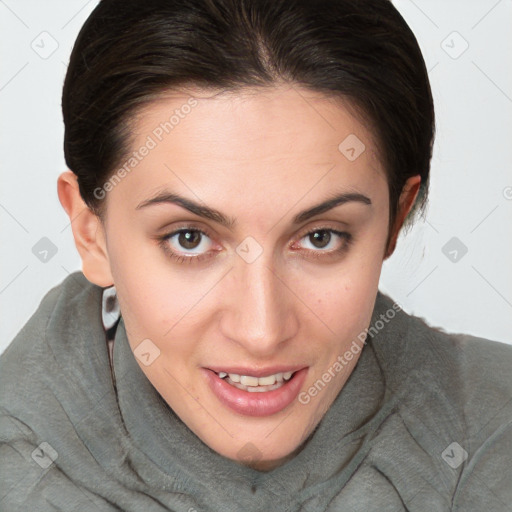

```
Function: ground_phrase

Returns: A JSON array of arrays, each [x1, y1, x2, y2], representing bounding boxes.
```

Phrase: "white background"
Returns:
[[1, 0, 511, 355]]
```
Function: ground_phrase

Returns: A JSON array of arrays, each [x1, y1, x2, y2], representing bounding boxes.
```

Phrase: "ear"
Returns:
[[57, 170, 114, 287], [383, 175, 421, 260]]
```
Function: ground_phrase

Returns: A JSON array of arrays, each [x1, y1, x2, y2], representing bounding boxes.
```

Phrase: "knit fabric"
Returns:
[[1, 272, 511, 511]]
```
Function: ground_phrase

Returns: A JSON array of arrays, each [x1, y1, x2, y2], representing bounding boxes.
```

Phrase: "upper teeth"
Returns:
[[218, 371, 294, 386]]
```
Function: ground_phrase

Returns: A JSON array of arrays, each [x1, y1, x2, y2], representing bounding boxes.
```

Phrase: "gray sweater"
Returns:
[[1, 271, 511, 511]]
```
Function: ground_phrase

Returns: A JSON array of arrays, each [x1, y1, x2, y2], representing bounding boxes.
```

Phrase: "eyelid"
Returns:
[[157, 222, 352, 263], [156, 225, 217, 265], [161, 221, 218, 241], [295, 221, 350, 238], [159, 221, 349, 244], [291, 224, 352, 251]]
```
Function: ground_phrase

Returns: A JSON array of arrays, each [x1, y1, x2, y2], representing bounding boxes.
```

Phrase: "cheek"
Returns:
[[313, 284, 375, 335], [116, 276, 182, 336], [106, 235, 169, 334], [295, 251, 383, 339], [111, 256, 218, 347]]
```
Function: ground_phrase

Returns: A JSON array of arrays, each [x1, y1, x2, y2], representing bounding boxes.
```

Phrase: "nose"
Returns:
[[219, 255, 298, 357]]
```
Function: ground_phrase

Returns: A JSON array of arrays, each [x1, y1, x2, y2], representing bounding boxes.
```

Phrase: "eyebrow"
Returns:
[[136, 190, 372, 228]]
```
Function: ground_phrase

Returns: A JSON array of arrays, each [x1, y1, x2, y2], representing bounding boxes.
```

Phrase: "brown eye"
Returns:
[[177, 230, 202, 250], [292, 227, 353, 261], [159, 227, 215, 260], [308, 230, 332, 249]]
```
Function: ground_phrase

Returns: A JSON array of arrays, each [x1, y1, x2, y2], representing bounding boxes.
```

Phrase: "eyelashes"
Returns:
[[157, 225, 217, 264], [157, 225, 353, 265]]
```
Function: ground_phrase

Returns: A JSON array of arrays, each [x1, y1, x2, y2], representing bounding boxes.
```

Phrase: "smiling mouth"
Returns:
[[204, 367, 308, 417], [215, 371, 296, 392]]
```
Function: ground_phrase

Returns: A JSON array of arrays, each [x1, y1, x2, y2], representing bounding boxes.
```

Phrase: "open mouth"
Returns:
[[203, 367, 308, 417], [215, 370, 296, 393]]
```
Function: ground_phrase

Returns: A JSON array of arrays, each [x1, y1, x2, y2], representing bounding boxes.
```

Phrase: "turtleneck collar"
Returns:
[[111, 289, 406, 509]]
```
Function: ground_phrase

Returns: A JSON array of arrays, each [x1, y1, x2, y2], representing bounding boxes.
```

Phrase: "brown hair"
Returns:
[[62, 0, 435, 244]]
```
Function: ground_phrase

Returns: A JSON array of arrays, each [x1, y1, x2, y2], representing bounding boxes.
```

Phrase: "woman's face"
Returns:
[[102, 85, 392, 470]]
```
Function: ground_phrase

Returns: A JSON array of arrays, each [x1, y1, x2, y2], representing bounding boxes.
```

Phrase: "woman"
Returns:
[[1, 0, 511, 510]]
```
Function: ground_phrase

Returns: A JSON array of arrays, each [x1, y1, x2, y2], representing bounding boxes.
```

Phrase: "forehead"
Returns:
[[109, 84, 386, 215], [133, 84, 379, 158]]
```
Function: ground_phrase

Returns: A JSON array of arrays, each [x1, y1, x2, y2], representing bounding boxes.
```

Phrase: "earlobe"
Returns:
[[57, 171, 114, 287], [383, 175, 421, 260]]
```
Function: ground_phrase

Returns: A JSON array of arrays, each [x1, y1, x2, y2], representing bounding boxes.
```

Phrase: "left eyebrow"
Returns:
[[135, 190, 372, 229], [292, 191, 372, 224]]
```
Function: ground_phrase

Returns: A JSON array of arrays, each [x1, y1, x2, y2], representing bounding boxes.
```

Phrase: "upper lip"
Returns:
[[206, 365, 307, 377]]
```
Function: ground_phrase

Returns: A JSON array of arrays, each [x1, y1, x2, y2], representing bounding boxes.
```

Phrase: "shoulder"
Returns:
[[373, 290, 512, 404], [373, 292, 512, 505], [0, 272, 99, 388], [0, 271, 103, 424], [0, 272, 108, 508], [439, 329, 512, 508], [0, 272, 105, 422], [0, 272, 101, 435], [404, 305, 512, 410]]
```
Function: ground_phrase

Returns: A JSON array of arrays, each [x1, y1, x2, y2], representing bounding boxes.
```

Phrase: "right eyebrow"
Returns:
[[136, 191, 237, 229]]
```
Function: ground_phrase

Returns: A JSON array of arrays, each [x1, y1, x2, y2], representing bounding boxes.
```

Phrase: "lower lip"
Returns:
[[202, 368, 308, 417]]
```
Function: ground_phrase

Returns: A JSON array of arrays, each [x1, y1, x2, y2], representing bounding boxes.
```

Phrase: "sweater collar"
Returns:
[[111, 289, 404, 508]]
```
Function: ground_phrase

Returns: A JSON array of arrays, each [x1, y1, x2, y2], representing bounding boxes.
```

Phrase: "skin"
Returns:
[[58, 84, 420, 472]]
